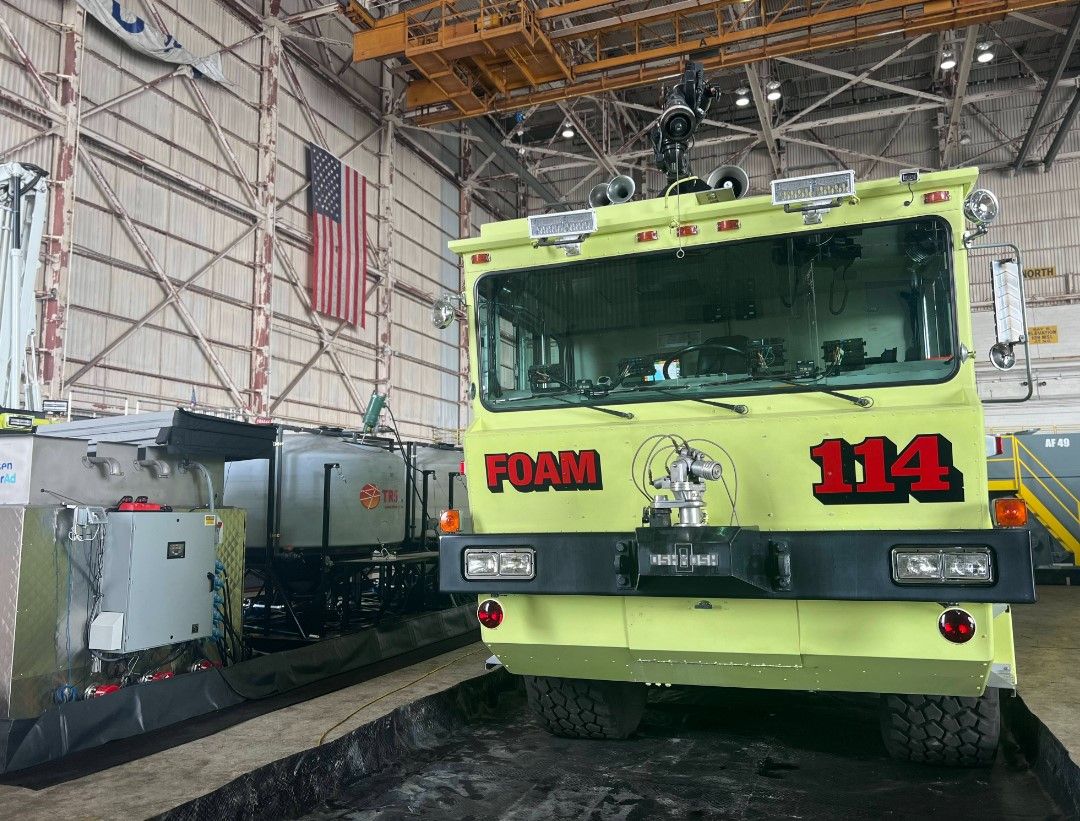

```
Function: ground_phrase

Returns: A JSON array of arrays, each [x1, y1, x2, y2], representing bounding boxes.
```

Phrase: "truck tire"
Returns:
[[523, 675, 647, 739], [880, 689, 1000, 766]]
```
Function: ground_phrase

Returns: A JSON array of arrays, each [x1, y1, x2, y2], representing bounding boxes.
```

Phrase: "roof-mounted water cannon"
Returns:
[[651, 62, 720, 195]]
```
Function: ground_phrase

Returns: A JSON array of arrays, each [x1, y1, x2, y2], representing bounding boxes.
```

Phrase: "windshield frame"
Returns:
[[473, 215, 960, 414]]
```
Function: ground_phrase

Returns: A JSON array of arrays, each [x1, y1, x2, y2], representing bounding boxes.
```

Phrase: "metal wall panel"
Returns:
[[0, 0, 469, 439]]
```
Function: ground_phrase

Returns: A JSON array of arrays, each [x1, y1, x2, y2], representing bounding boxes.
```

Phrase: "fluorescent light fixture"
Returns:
[[735, 87, 751, 107], [940, 51, 957, 70], [561, 125, 575, 139], [766, 81, 782, 102], [977, 42, 994, 63]]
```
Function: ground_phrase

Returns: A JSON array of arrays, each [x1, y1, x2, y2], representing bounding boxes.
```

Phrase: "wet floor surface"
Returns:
[[300, 686, 1064, 820]]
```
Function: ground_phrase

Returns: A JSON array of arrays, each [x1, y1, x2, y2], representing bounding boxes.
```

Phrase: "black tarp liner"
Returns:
[[0, 606, 477, 774], [156, 409, 278, 462], [159, 669, 513, 821], [162, 680, 1079, 821]]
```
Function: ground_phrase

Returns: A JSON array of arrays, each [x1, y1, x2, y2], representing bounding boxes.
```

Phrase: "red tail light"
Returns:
[[939, 608, 976, 643], [471, 252, 491, 264], [716, 219, 741, 232], [676, 224, 699, 237], [923, 191, 950, 204], [477, 599, 504, 629], [636, 230, 659, 242]]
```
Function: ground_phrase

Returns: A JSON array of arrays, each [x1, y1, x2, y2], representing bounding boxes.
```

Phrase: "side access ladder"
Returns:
[[988, 433, 1080, 562]]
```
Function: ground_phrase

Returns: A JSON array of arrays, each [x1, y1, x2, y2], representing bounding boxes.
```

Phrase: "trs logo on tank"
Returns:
[[485, 450, 602, 493]]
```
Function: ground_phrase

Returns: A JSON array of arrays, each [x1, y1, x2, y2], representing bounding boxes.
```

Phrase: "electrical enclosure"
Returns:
[[91, 511, 217, 653]]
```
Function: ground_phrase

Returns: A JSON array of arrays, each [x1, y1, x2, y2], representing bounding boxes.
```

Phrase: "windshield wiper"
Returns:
[[756, 374, 872, 408], [541, 390, 635, 419], [610, 382, 748, 415], [495, 386, 634, 419]]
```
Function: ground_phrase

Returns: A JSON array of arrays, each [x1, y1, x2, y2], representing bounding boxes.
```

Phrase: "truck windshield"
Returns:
[[476, 217, 956, 411]]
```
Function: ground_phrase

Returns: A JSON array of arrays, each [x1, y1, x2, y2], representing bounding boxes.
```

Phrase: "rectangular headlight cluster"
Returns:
[[464, 548, 535, 580], [891, 547, 993, 584]]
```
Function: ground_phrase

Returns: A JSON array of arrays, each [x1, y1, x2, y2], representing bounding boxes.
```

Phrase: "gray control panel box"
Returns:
[[93, 511, 216, 653]]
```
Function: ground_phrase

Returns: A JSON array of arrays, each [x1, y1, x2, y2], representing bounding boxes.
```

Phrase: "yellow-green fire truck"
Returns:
[[437, 162, 1034, 767]]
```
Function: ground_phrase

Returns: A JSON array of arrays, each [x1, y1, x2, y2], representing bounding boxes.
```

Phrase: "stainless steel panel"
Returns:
[[224, 435, 411, 551], [99, 512, 216, 653], [0, 507, 25, 716]]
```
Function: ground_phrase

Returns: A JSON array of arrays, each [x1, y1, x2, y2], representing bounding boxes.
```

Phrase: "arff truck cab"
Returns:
[[437, 166, 1036, 766]]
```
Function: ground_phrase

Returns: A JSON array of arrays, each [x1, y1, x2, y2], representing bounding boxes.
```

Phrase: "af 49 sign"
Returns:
[[810, 433, 964, 504]]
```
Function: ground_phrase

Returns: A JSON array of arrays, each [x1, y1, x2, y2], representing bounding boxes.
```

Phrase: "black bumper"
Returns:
[[439, 527, 1036, 603]]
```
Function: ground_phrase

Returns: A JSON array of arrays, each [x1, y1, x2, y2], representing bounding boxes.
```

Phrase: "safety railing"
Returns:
[[991, 434, 1080, 557]]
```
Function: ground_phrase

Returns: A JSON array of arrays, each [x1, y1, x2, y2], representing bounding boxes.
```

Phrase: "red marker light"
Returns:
[[477, 599, 504, 629], [84, 683, 122, 699], [923, 191, 950, 204], [676, 224, 699, 237], [636, 230, 659, 242], [939, 608, 976, 643], [471, 252, 491, 264], [139, 671, 174, 684], [716, 219, 741, 232]]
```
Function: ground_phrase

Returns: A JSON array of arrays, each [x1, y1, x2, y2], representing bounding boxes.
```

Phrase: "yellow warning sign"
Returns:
[[204, 514, 217, 527], [1029, 325, 1058, 344]]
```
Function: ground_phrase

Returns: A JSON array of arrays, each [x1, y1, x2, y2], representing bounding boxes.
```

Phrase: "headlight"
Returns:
[[892, 547, 993, 584], [895, 552, 942, 580], [465, 550, 498, 578], [464, 548, 535, 580], [943, 552, 991, 581], [963, 188, 999, 226]]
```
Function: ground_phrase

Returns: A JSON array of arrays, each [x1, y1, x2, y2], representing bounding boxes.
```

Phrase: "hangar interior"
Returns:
[[2, 0, 1080, 818]]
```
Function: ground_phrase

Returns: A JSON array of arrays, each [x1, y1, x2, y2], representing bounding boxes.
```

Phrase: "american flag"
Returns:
[[309, 144, 367, 327]]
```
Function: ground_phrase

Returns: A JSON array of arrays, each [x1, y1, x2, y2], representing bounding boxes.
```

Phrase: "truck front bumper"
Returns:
[[439, 526, 1036, 603]]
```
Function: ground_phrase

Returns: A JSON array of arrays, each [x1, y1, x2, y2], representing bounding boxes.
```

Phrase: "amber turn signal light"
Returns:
[[994, 497, 1028, 528], [439, 508, 461, 533]]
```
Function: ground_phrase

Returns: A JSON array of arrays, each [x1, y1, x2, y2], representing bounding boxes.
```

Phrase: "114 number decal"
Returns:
[[810, 434, 964, 504]]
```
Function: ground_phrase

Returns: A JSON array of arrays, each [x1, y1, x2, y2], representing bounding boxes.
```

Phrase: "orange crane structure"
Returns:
[[343, 0, 1072, 124]]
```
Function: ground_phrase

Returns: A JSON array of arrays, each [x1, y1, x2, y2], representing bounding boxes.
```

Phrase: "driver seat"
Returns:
[[696, 335, 750, 376]]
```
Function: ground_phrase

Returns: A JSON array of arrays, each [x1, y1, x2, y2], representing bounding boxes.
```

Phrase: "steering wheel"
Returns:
[[663, 343, 748, 380]]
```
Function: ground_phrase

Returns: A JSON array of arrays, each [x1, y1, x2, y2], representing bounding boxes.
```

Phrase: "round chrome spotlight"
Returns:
[[989, 342, 1016, 371], [964, 188, 999, 226], [431, 296, 457, 329]]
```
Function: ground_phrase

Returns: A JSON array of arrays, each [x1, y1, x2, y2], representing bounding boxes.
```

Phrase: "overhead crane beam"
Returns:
[[345, 0, 1073, 125]]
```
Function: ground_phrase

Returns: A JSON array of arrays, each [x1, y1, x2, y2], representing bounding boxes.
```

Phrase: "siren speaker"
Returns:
[[706, 165, 750, 199], [607, 175, 636, 204], [589, 183, 611, 208]]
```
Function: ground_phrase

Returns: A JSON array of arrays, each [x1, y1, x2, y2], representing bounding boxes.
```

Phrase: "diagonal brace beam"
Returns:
[[78, 147, 248, 410], [1013, 3, 1080, 170]]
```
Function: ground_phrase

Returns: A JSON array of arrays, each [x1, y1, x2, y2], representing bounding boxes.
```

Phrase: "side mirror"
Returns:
[[989, 258, 1025, 371], [431, 295, 460, 330]]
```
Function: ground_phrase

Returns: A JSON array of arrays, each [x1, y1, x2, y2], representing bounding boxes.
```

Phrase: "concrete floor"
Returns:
[[1014, 585, 1080, 764], [1, 589, 1077, 821], [0, 646, 491, 821]]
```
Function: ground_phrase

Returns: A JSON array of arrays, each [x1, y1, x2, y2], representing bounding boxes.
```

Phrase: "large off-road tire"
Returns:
[[880, 689, 1000, 767], [523, 675, 647, 739]]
